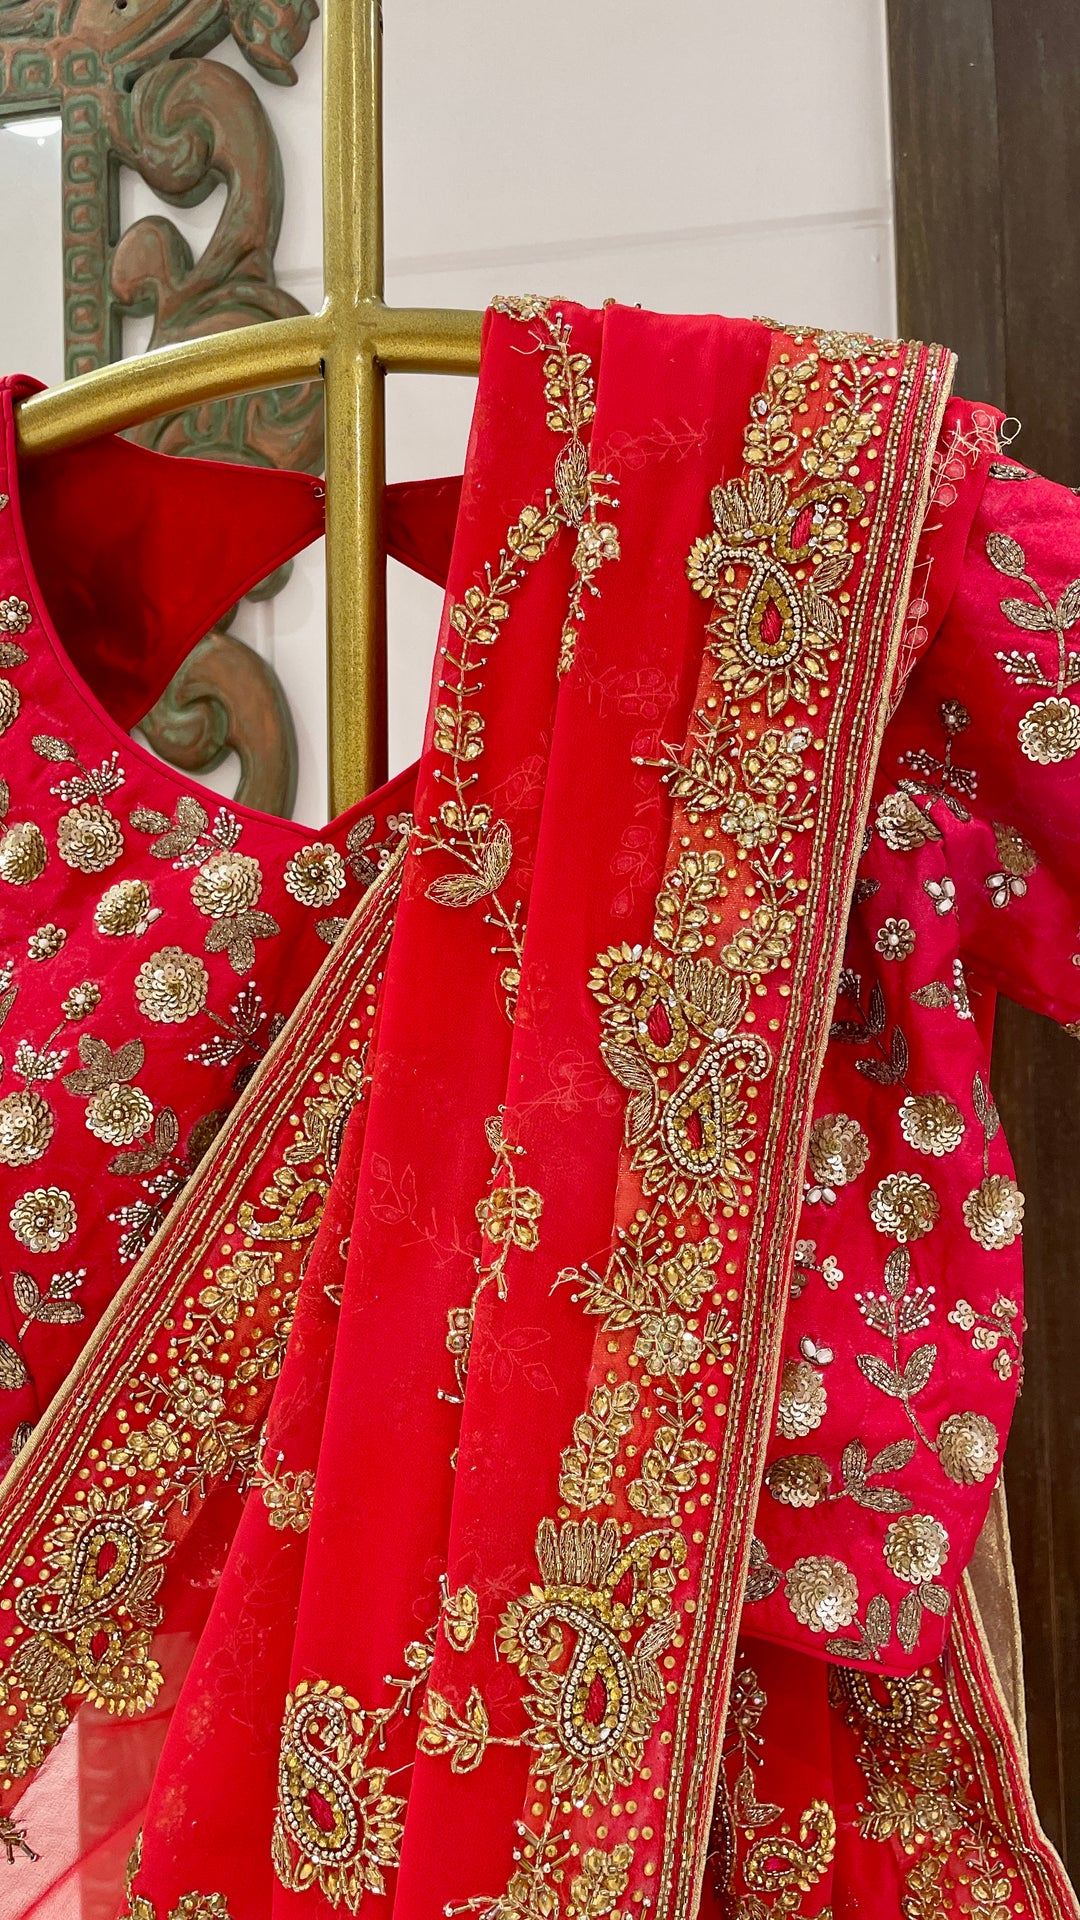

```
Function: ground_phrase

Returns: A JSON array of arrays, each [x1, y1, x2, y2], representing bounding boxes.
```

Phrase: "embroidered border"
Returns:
[[0, 845, 404, 1801], [459, 324, 955, 1920]]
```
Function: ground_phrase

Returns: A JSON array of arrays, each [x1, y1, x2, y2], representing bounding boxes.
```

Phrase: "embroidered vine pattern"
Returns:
[[987, 527, 1080, 764], [448, 333, 892, 1911], [443, 1112, 545, 1402], [416, 299, 618, 1023], [446, 1809, 635, 1920]]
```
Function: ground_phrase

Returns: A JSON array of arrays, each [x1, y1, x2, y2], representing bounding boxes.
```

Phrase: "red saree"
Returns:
[[0, 301, 1075, 1920]]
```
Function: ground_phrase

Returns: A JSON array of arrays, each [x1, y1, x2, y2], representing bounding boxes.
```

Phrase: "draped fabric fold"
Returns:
[[0, 302, 1075, 1920]]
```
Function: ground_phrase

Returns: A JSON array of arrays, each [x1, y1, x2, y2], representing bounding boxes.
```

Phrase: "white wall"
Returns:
[[3, 1, 896, 820]]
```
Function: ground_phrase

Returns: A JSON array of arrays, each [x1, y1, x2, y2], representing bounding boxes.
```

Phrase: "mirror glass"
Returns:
[[0, 114, 64, 384]]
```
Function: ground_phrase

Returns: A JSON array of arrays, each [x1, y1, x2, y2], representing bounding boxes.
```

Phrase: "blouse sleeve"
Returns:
[[884, 460, 1080, 1029]]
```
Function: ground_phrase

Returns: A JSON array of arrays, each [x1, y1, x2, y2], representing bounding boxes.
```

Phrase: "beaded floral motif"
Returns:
[[987, 529, 1080, 762]]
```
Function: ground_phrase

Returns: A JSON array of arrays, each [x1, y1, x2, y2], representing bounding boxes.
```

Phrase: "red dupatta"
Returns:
[[0, 302, 1071, 1920]]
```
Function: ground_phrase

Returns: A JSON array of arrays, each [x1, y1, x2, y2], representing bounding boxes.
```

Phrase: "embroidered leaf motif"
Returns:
[[896, 1590, 924, 1653], [856, 1353, 905, 1398], [0, 1341, 27, 1390], [972, 1071, 1000, 1144], [867, 981, 887, 1036], [912, 981, 951, 1009], [31, 733, 75, 763], [559, 1381, 640, 1509], [851, 1483, 911, 1514], [901, 1343, 937, 1396], [129, 806, 172, 835], [600, 1040, 657, 1145], [418, 1687, 492, 1772], [745, 1536, 781, 1604], [732, 1765, 783, 1828], [62, 1034, 146, 1095], [884, 1248, 910, 1299], [986, 531, 1027, 577], [869, 1438, 916, 1474], [1059, 580, 1080, 627], [865, 1592, 892, 1648], [999, 596, 1053, 633], [921, 1581, 951, 1617], [841, 1439, 868, 1485], [426, 870, 495, 909], [11, 1273, 38, 1318], [0, 643, 27, 669]]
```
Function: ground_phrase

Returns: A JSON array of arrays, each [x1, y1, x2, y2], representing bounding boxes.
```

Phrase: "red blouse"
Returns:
[[0, 378, 422, 1462]]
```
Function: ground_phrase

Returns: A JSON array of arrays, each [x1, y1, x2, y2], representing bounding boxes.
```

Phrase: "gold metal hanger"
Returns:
[[14, 0, 483, 813]]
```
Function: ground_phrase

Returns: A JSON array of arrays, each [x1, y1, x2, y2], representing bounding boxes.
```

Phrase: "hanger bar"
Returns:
[[14, 305, 482, 458], [12, 0, 485, 811]]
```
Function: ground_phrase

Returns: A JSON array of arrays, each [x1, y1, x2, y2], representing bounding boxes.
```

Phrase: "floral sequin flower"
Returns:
[[284, 842, 347, 908], [27, 923, 66, 960], [0, 680, 21, 734], [94, 880, 157, 937], [937, 1410, 999, 1485], [883, 1513, 949, 1585], [807, 1113, 870, 1193], [56, 803, 124, 874], [191, 851, 263, 918], [1018, 697, 1080, 765], [10, 1185, 76, 1253], [875, 791, 940, 853], [776, 1357, 827, 1439], [61, 981, 102, 1022], [0, 1090, 54, 1168], [85, 1083, 154, 1146], [0, 820, 47, 885], [0, 597, 31, 635], [875, 916, 916, 961], [962, 1174, 1024, 1250], [765, 1453, 831, 1508], [899, 1093, 965, 1157], [784, 1554, 859, 1633], [869, 1171, 940, 1242], [135, 947, 209, 1025]]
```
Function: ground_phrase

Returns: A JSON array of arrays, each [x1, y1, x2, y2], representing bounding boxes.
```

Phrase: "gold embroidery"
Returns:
[[962, 1074, 1024, 1253], [987, 528, 1080, 762], [498, 1516, 684, 1803], [253, 1452, 314, 1531], [0, 1487, 167, 1776], [119, 1834, 231, 1920], [444, 1116, 545, 1400], [709, 1665, 834, 1917], [272, 1679, 409, 1906], [448, 1814, 635, 1920], [559, 1379, 640, 1511], [830, 1664, 1022, 1920], [440, 1580, 480, 1652]]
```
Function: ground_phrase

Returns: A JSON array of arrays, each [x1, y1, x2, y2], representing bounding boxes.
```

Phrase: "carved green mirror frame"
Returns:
[[0, 0, 322, 814]]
